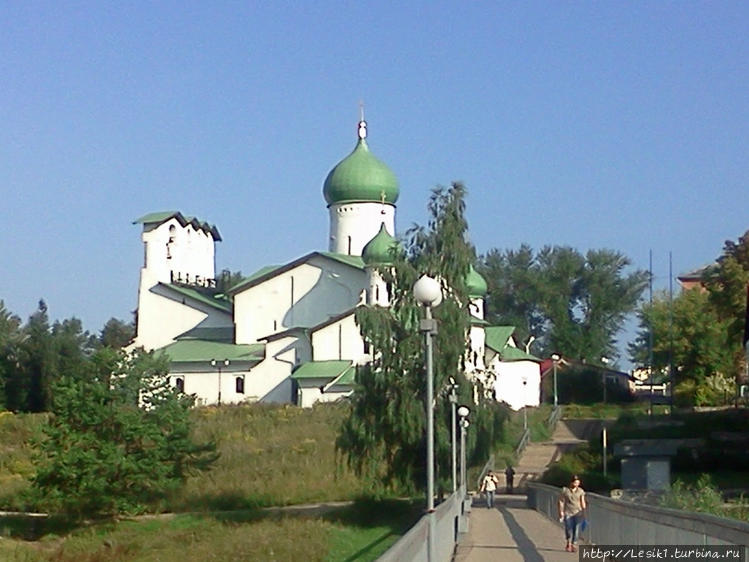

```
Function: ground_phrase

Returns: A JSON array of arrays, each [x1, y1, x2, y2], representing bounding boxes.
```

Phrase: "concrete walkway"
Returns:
[[454, 494, 574, 562]]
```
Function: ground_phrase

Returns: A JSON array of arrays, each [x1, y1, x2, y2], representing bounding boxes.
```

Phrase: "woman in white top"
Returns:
[[480, 470, 499, 508]]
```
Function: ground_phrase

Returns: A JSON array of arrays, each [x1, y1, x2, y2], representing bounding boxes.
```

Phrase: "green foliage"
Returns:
[[99, 317, 135, 349], [480, 245, 648, 362], [694, 373, 736, 407], [0, 300, 23, 410], [555, 367, 635, 405], [630, 289, 733, 386], [215, 269, 245, 293], [630, 230, 749, 401], [29, 350, 217, 518], [338, 183, 508, 492], [659, 474, 724, 515]]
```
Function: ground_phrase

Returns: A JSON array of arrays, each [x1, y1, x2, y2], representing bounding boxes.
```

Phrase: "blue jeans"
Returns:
[[485, 490, 495, 508], [564, 512, 583, 544]]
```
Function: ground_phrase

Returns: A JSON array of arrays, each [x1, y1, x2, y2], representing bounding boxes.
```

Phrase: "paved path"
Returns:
[[456, 419, 606, 561], [454, 495, 574, 562]]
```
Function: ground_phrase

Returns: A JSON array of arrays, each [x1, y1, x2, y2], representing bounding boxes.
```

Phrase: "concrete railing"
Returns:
[[377, 486, 469, 562], [527, 482, 749, 554]]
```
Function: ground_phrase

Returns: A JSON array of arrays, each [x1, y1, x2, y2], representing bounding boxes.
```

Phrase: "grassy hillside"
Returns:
[[0, 402, 421, 561]]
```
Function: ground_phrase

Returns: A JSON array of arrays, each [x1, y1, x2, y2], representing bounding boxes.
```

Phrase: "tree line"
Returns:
[[0, 299, 134, 412]]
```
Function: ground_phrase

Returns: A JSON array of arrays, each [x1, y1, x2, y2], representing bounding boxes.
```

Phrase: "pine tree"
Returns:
[[337, 183, 507, 494], [31, 349, 217, 518]]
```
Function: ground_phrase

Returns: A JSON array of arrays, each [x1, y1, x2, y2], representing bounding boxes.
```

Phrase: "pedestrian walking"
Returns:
[[480, 470, 499, 508], [558, 474, 587, 552], [505, 465, 516, 494]]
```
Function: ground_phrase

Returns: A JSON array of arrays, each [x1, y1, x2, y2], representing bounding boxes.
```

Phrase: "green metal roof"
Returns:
[[159, 340, 265, 363], [290, 360, 352, 380], [500, 346, 541, 363], [362, 223, 399, 266], [175, 326, 234, 342], [323, 134, 399, 206], [484, 325, 540, 362], [159, 283, 232, 313], [317, 252, 365, 270], [133, 211, 222, 241], [484, 326, 516, 353]]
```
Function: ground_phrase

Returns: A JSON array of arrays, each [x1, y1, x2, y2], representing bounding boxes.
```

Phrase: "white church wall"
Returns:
[[132, 286, 231, 351], [233, 257, 366, 344], [169, 365, 251, 407], [310, 313, 368, 364], [328, 202, 395, 256], [245, 334, 308, 403], [491, 359, 541, 411], [297, 382, 352, 408], [367, 268, 390, 307], [466, 325, 486, 373]]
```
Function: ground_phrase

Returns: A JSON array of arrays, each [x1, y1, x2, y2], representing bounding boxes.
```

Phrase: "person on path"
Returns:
[[505, 465, 516, 494], [480, 470, 499, 508], [558, 475, 586, 552]]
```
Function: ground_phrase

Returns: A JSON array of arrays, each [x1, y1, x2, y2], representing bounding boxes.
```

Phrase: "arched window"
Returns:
[[174, 377, 184, 393], [235, 376, 245, 394]]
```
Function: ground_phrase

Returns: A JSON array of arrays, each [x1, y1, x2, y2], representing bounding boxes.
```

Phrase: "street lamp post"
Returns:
[[522, 377, 528, 430], [458, 406, 470, 493], [210, 358, 230, 405], [449, 377, 458, 493], [413, 274, 442, 514], [601, 357, 610, 404], [551, 353, 561, 407]]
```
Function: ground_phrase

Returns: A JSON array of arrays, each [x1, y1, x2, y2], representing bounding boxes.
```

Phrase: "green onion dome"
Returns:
[[323, 121, 399, 206], [362, 223, 399, 266], [466, 265, 488, 297]]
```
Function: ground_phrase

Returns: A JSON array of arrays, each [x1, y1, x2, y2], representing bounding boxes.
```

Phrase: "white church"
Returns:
[[130, 118, 541, 410]]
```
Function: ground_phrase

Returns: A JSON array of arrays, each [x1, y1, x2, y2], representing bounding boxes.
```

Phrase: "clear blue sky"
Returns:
[[2, 2, 747, 363]]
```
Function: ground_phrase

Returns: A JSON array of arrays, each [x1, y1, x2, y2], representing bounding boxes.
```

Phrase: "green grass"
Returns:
[[0, 403, 420, 559], [0, 411, 47, 511], [0, 499, 422, 562], [561, 402, 669, 420], [167, 402, 385, 512]]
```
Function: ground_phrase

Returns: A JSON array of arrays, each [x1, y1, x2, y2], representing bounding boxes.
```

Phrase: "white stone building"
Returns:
[[130, 118, 540, 408]]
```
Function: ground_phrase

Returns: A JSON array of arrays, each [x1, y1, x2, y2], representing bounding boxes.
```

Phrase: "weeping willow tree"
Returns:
[[336, 182, 508, 495]]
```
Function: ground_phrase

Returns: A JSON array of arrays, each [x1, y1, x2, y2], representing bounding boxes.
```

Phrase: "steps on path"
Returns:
[[497, 419, 605, 491]]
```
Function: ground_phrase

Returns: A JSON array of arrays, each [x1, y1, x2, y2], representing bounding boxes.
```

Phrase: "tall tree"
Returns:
[[337, 183, 507, 493], [481, 245, 648, 362], [31, 349, 217, 518], [20, 300, 55, 412], [704, 230, 749, 379], [480, 244, 544, 346], [0, 301, 23, 410], [629, 289, 732, 385], [99, 317, 135, 349]]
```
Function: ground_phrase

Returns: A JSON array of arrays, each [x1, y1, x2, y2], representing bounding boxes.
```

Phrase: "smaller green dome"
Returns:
[[362, 223, 399, 266], [466, 265, 488, 297], [323, 121, 399, 206]]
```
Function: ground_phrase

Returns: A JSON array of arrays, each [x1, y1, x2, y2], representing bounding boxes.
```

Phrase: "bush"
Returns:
[[659, 474, 724, 515]]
